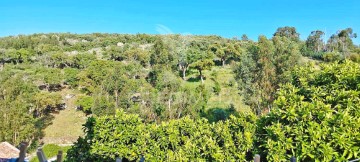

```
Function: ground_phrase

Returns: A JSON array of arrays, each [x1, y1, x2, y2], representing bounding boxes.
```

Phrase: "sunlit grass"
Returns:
[[183, 65, 250, 112], [42, 89, 87, 144]]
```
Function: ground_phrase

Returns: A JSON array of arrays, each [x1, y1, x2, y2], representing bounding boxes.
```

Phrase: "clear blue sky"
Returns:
[[1, 0, 359, 44]]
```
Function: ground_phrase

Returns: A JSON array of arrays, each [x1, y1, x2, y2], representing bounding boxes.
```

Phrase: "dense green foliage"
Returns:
[[301, 28, 359, 61], [66, 110, 256, 161], [67, 61, 360, 162], [0, 27, 359, 161], [257, 61, 360, 161], [0, 33, 244, 146], [235, 35, 300, 114]]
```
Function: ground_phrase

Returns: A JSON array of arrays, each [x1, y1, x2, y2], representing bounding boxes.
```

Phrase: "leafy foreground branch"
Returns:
[[66, 110, 256, 161], [66, 61, 360, 162]]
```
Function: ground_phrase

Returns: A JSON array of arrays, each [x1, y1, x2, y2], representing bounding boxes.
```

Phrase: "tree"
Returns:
[[235, 36, 300, 114], [78, 60, 114, 94], [306, 30, 325, 53], [154, 70, 181, 119], [0, 100, 36, 145], [76, 95, 94, 114], [178, 46, 198, 80], [273, 26, 300, 42], [103, 64, 127, 108], [257, 61, 360, 161], [208, 42, 241, 67], [92, 89, 115, 116], [223, 42, 241, 64], [5, 49, 19, 64], [103, 45, 125, 61], [208, 43, 226, 66], [34, 91, 62, 117], [272, 36, 301, 78], [123, 47, 150, 67], [241, 34, 249, 41], [337, 28, 357, 53], [190, 49, 214, 83], [176, 36, 196, 80], [0, 74, 38, 145], [48, 52, 72, 68], [150, 37, 173, 68], [64, 68, 80, 88], [73, 52, 97, 69], [326, 28, 357, 55], [39, 68, 63, 91]]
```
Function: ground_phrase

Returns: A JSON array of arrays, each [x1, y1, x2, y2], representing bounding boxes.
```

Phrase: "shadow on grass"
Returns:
[[35, 114, 55, 139], [203, 105, 239, 123], [187, 76, 201, 82]]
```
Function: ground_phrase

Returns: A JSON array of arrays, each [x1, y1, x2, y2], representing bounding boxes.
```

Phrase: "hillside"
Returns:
[[0, 28, 359, 161]]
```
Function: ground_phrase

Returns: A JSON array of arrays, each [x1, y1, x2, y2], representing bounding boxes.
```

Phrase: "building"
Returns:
[[0, 142, 20, 161]]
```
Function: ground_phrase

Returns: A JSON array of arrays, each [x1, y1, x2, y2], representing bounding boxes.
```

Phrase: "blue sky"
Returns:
[[1, 0, 359, 44]]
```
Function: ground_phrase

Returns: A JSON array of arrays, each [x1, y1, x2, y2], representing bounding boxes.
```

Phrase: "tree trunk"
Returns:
[[115, 90, 118, 108], [222, 59, 225, 66], [317, 44, 320, 52], [182, 68, 186, 80], [177, 110, 182, 119], [168, 98, 171, 118], [199, 69, 204, 83]]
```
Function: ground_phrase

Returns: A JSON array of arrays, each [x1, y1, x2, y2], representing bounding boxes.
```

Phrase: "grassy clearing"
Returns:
[[42, 89, 87, 144], [184, 65, 250, 113], [41, 65, 247, 145]]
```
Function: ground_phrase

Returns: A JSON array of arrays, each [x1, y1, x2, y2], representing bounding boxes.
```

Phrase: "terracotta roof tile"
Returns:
[[0, 142, 19, 159]]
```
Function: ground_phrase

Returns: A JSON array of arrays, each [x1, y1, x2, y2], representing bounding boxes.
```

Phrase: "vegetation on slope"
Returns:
[[0, 26, 359, 161], [66, 61, 360, 162]]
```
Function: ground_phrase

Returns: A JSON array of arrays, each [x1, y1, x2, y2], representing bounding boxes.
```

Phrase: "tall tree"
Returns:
[[0, 74, 38, 145], [190, 49, 214, 83], [337, 28, 357, 53], [326, 28, 357, 56], [150, 37, 173, 68], [241, 34, 249, 41], [235, 36, 300, 114], [273, 26, 300, 42], [208, 43, 226, 66], [306, 30, 325, 52], [178, 47, 197, 80]]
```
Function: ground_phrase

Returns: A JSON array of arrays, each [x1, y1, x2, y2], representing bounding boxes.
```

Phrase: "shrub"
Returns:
[[67, 61, 360, 162], [256, 61, 360, 161], [66, 110, 257, 161], [349, 53, 360, 63], [322, 52, 342, 62], [76, 95, 94, 114], [213, 81, 221, 95]]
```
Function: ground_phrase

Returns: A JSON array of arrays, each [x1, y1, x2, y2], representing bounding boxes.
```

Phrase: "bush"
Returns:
[[256, 61, 360, 161], [213, 81, 221, 95], [64, 68, 79, 88], [76, 95, 94, 114], [308, 51, 324, 60], [66, 110, 257, 161], [322, 52, 342, 62], [67, 61, 360, 162], [349, 53, 360, 63]]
